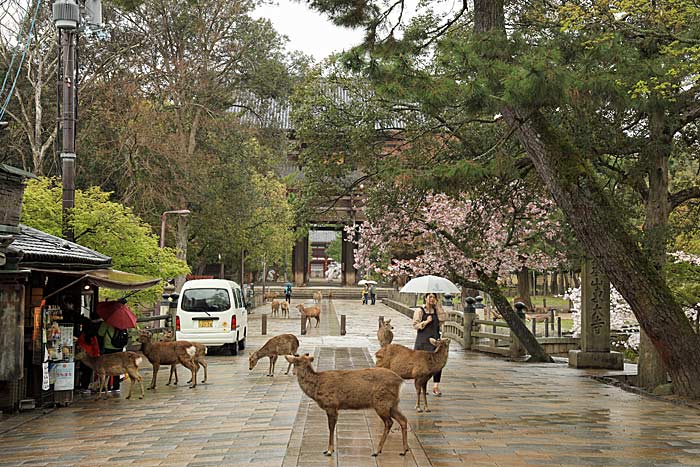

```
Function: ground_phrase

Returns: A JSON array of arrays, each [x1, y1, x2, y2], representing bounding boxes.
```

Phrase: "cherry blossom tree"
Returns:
[[352, 183, 569, 361]]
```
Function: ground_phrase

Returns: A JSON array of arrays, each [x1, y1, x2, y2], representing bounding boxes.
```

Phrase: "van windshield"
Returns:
[[181, 288, 231, 312]]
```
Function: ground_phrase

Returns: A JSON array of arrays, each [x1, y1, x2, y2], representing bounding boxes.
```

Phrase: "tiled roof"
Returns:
[[234, 88, 407, 131], [9, 225, 112, 268], [310, 230, 339, 243]]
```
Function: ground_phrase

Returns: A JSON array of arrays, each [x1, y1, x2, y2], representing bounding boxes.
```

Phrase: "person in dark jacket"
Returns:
[[412, 293, 447, 396]]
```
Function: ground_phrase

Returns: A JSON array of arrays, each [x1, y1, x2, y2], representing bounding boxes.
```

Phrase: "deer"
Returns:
[[313, 291, 322, 304], [271, 299, 282, 317], [75, 350, 145, 401], [285, 354, 409, 457], [137, 331, 198, 389], [249, 334, 299, 376], [279, 301, 289, 318], [263, 291, 278, 302], [377, 319, 394, 346], [296, 303, 321, 328], [375, 338, 451, 413], [161, 330, 208, 385]]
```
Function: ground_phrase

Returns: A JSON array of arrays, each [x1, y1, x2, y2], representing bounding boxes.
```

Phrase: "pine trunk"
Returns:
[[500, 107, 700, 398], [479, 271, 553, 363], [638, 111, 673, 389]]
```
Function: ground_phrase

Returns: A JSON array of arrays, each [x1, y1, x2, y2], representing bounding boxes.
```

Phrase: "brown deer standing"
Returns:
[[75, 350, 145, 400], [285, 354, 409, 457], [248, 334, 299, 376], [138, 331, 199, 389], [296, 303, 321, 328], [377, 319, 394, 346], [279, 301, 289, 318], [162, 330, 208, 385], [375, 338, 450, 412], [271, 299, 282, 317]]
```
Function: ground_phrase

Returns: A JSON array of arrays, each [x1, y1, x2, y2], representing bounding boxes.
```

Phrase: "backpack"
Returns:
[[285, 285, 292, 295], [110, 328, 129, 348]]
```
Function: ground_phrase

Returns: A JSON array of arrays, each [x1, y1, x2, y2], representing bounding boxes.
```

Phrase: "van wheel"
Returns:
[[238, 338, 246, 351], [229, 341, 238, 356]]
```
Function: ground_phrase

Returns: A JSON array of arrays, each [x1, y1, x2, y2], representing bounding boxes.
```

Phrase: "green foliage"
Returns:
[[325, 234, 342, 262], [20, 178, 189, 309]]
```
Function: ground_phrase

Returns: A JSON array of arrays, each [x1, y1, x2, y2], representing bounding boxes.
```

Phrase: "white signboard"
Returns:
[[42, 362, 50, 391], [54, 362, 75, 390]]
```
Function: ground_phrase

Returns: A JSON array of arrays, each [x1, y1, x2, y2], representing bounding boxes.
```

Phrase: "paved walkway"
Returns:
[[1, 298, 700, 466]]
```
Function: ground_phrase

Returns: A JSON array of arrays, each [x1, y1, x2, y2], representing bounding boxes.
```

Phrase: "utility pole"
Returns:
[[53, 0, 79, 241], [53, 0, 103, 241]]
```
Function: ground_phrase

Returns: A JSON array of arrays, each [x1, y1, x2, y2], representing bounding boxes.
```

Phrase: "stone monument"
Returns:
[[568, 258, 623, 369]]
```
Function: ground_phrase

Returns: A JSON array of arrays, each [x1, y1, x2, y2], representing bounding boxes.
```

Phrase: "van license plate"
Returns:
[[199, 320, 214, 328]]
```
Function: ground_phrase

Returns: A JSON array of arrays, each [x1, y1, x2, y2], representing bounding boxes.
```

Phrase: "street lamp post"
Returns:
[[160, 210, 191, 248]]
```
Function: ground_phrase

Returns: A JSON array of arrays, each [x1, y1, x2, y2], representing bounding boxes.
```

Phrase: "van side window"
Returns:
[[232, 288, 241, 308], [235, 289, 244, 308]]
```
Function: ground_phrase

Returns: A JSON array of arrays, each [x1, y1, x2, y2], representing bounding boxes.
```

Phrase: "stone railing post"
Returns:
[[509, 302, 527, 358], [463, 296, 476, 350]]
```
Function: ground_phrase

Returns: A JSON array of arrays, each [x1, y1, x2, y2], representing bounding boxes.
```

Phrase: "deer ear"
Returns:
[[429, 338, 438, 346], [308, 356, 315, 362], [385, 319, 391, 324], [285, 355, 295, 363]]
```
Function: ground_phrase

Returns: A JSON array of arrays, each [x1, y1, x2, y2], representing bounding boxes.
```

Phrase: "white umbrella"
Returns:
[[358, 279, 378, 285], [399, 275, 460, 294]]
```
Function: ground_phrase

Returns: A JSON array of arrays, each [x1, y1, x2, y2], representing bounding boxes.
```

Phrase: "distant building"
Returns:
[[309, 230, 338, 279]]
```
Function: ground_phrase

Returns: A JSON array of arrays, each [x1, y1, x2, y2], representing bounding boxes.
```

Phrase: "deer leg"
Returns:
[[187, 360, 198, 388], [199, 357, 208, 383], [187, 362, 198, 384], [270, 355, 278, 376], [422, 378, 431, 412], [285, 360, 293, 375], [373, 407, 393, 456], [315, 317, 320, 328], [267, 357, 273, 376], [125, 373, 135, 400], [324, 409, 338, 456], [130, 370, 145, 399], [390, 405, 409, 456], [167, 365, 176, 385], [96, 374, 105, 401], [414, 379, 423, 412], [149, 363, 160, 390]]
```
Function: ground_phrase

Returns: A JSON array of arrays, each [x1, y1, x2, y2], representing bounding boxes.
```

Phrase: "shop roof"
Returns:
[[0, 163, 36, 179], [9, 225, 112, 269], [30, 268, 160, 290]]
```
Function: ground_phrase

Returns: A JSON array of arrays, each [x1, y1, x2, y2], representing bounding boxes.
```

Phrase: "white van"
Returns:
[[175, 279, 248, 355]]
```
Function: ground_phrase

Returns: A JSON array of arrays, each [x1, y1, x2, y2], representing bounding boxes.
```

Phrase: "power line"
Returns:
[[0, 0, 43, 122]]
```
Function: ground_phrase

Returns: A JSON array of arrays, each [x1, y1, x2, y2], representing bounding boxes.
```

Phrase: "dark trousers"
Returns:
[[432, 370, 442, 383], [285, 293, 291, 303], [102, 348, 122, 390], [370, 293, 376, 305]]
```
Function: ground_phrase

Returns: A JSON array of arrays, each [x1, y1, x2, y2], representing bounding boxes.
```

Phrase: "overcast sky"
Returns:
[[253, 1, 366, 62]]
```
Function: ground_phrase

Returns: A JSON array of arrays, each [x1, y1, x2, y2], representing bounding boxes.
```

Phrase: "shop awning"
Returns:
[[30, 268, 161, 290]]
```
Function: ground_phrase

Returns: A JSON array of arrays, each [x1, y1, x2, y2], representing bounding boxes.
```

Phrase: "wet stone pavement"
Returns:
[[1, 296, 700, 466]]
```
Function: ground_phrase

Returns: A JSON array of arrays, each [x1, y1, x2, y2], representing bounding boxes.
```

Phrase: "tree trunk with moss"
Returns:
[[475, 0, 700, 399]]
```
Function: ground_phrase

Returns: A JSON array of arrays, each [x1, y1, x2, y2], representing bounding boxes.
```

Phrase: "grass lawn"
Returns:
[[508, 295, 571, 309]]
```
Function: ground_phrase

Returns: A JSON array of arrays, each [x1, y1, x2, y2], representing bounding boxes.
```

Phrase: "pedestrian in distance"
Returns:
[[370, 283, 377, 305], [412, 293, 447, 396], [284, 283, 292, 304], [362, 284, 369, 305]]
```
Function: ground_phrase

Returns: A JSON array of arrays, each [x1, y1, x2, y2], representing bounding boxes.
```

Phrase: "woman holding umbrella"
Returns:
[[413, 293, 448, 396], [96, 301, 137, 392]]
